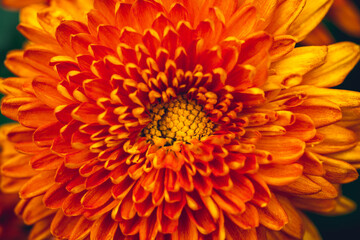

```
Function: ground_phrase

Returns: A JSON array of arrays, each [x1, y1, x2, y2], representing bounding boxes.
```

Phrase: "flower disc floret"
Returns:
[[143, 95, 214, 146]]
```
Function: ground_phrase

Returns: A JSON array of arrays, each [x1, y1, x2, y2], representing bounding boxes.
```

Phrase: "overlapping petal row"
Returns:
[[1, 0, 360, 240]]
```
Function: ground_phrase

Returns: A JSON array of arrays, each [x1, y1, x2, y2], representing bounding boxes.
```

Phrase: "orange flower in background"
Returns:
[[303, 0, 360, 45], [1, 0, 360, 239], [1, 0, 49, 9], [0, 124, 30, 240]]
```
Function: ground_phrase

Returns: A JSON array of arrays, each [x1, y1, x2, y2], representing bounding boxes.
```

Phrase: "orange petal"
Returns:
[[1, 175, 28, 193], [50, 211, 81, 239], [286, 85, 360, 108], [338, 108, 360, 127], [17, 23, 58, 48], [277, 195, 304, 239], [64, 149, 98, 168], [211, 190, 245, 215], [90, 213, 118, 240], [70, 33, 95, 55], [271, 45, 327, 77], [273, 175, 321, 196], [186, 206, 217, 235], [96, 24, 120, 50], [1, 96, 34, 121], [266, 0, 306, 35], [71, 102, 104, 123], [309, 124, 358, 154], [290, 98, 342, 128], [172, 212, 199, 240], [238, 32, 273, 65], [139, 211, 159, 240], [295, 176, 338, 199], [285, 113, 316, 141], [327, 142, 360, 165], [213, 0, 236, 21], [303, 42, 360, 87], [112, 191, 136, 221], [114, 202, 133, 227], [324, 195, 357, 216], [19, 171, 55, 199], [22, 195, 56, 225], [29, 216, 52, 240], [81, 180, 113, 209], [269, 35, 296, 61], [43, 183, 69, 209], [119, 215, 141, 235], [252, 0, 278, 30], [0, 77, 32, 96], [93, 0, 116, 22], [256, 136, 305, 164], [1, 154, 37, 178], [18, 101, 57, 128], [226, 64, 255, 91], [225, 5, 257, 39], [248, 174, 271, 208], [258, 163, 303, 186], [193, 173, 213, 196], [7, 125, 33, 143], [314, 153, 358, 184], [15, 140, 44, 154], [69, 216, 93, 240], [157, 203, 179, 233], [225, 218, 257, 240], [83, 199, 119, 221], [33, 122, 63, 147], [32, 76, 73, 108], [163, 194, 186, 220], [111, 176, 135, 200], [83, 78, 112, 100], [134, 194, 156, 217], [131, 0, 163, 31], [62, 192, 85, 216], [297, 151, 325, 176], [55, 20, 89, 55], [299, 211, 322, 240], [226, 203, 259, 230], [85, 168, 111, 189], [23, 47, 58, 78], [4, 50, 43, 77], [257, 194, 288, 231], [287, 0, 333, 41]]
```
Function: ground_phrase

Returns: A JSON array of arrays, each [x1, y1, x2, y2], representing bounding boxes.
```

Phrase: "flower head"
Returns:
[[1, 0, 360, 239]]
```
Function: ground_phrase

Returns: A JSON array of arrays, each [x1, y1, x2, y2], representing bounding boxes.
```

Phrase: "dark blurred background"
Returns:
[[1, 2, 360, 240]]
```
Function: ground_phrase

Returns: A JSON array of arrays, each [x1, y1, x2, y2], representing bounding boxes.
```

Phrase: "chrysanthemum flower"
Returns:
[[1, 0, 360, 239], [303, 0, 360, 45]]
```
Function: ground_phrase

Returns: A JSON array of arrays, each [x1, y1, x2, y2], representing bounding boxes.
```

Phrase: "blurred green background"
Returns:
[[1, 3, 360, 240]]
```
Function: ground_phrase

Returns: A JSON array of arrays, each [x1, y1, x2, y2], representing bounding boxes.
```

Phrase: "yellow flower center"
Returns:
[[143, 95, 214, 146]]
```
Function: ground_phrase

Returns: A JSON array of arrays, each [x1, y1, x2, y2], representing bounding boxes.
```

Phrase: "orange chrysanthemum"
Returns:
[[1, 0, 360, 239], [303, 0, 360, 45]]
